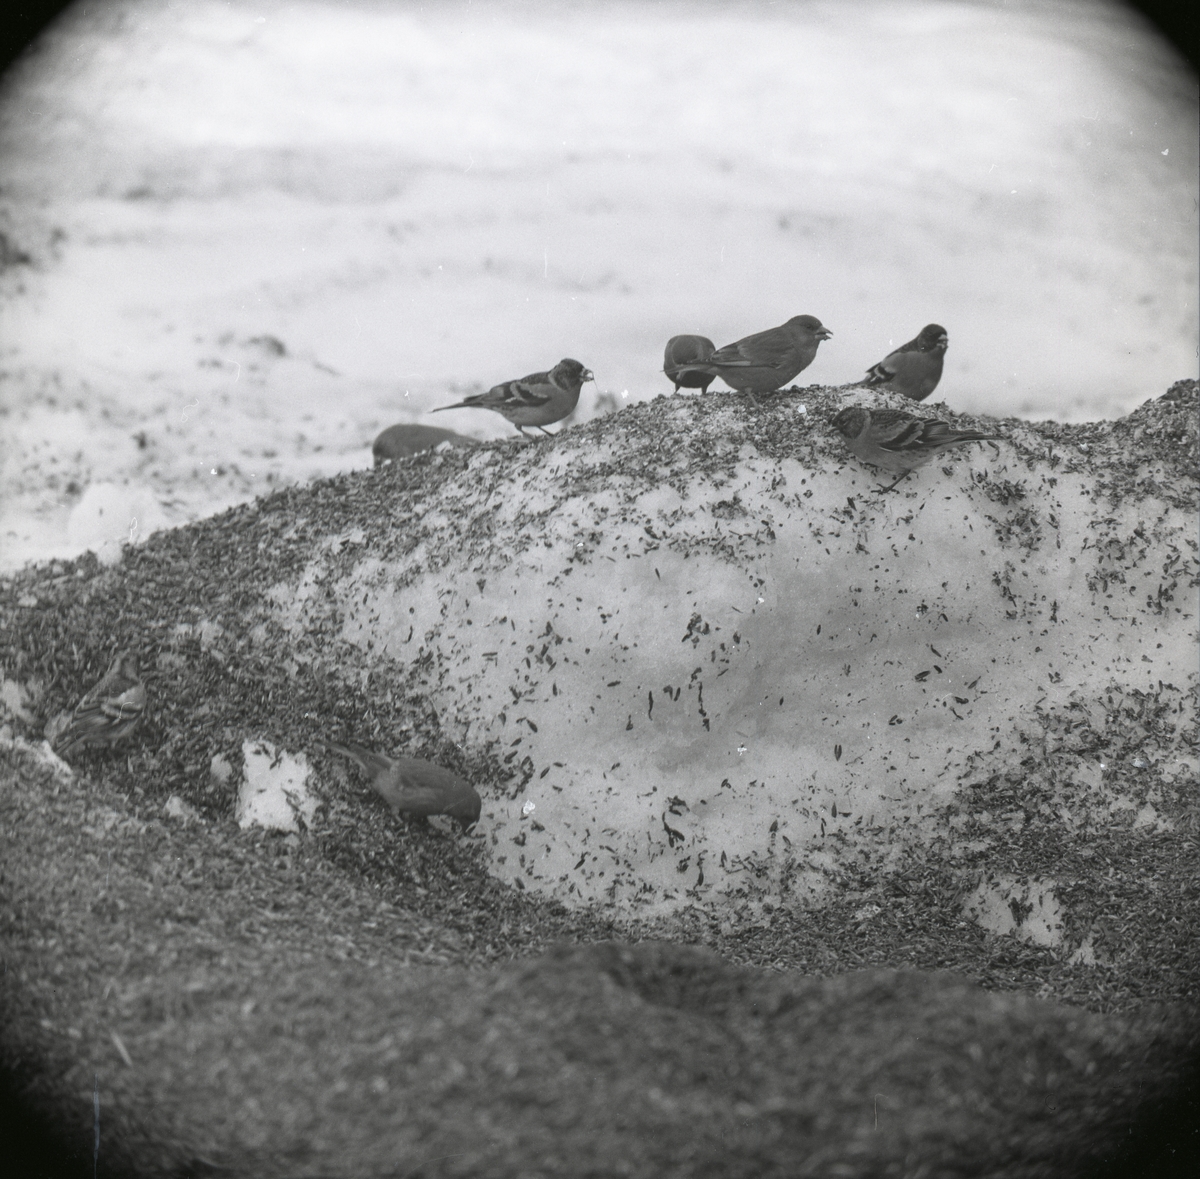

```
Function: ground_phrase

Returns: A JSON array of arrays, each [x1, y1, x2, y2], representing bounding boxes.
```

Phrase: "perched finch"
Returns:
[[431, 358, 593, 437], [51, 650, 146, 759], [372, 423, 476, 467], [671, 315, 832, 397], [329, 742, 482, 829], [832, 406, 1001, 491], [663, 334, 717, 394], [859, 324, 948, 401]]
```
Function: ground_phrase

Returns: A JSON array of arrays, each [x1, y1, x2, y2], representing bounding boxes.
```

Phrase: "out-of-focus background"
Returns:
[[0, 0, 1196, 571]]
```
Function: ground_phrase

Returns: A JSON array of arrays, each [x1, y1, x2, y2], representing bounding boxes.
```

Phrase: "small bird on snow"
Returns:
[[373, 423, 476, 467], [663, 334, 717, 394], [832, 406, 1001, 491], [329, 742, 482, 829], [858, 324, 948, 402], [430, 358, 593, 437], [51, 650, 146, 759], [670, 315, 832, 398]]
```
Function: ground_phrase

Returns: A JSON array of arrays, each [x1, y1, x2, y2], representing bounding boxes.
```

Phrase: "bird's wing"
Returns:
[[868, 348, 940, 386], [485, 373, 556, 408], [919, 420, 1000, 445], [330, 742, 393, 777], [72, 675, 144, 723], [52, 685, 144, 751], [871, 414, 936, 453], [873, 415, 998, 453], [99, 684, 146, 721], [861, 353, 901, 385], [706, 328, 792, 369], [54, 708, 112, 745], [432, 373, 554, 414], [394, 783, 448, 811]]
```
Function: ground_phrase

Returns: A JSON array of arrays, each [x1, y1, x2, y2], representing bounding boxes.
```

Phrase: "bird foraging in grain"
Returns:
[[832, 406, 1001, 492], [663, 334, 717, 394], [329, 742, 482, 830], [430, 358, 593, 437], [50, 650, 146, 759], [858, 324, 948, 402], [670, 315, 832, 398], [373, 423, 476, 466]]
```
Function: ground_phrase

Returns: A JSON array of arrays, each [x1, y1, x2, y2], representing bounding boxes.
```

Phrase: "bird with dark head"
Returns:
[[431, 358, 593, 437], [663, 334, 717, 394], [671, 315, 832, 398], [329, 742, 482, 830], [51, 650, 146, 759], [832, 405, 1001, 491], [859, 324, 948, 401]]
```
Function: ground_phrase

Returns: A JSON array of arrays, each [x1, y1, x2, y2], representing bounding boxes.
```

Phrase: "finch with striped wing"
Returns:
[[51, 650, 146, 759], [431, 358, 593, 436], [832, 406, 1000, 491]]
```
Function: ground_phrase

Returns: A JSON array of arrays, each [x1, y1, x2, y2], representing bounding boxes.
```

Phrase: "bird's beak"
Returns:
[[583, 369, 595, 382], [817, 327, 833, 340]]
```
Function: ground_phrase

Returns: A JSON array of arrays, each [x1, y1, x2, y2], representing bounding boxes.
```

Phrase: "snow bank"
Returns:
[[267, 382, 1198, 917]]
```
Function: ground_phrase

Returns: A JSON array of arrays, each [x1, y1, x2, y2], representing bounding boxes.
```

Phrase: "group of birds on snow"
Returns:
[[47, 313, 1002, 828], [381, 315, 999, 495]]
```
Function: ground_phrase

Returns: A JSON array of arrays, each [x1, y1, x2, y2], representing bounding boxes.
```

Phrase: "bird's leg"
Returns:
[[537, 426, 555, 437], [879, 470, 913, 493]]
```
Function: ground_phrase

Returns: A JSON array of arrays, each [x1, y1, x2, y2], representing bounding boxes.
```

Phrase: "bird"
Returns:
[[329, 742, 482, 829], [859, 324, 948, 401], [50, 650, 146, 759], [670, 315, 832, 397], [832, 406, 1001, 491], [372, 423, 477, 467], [430, 358, 593, 437], [663, 334, 717, 394]]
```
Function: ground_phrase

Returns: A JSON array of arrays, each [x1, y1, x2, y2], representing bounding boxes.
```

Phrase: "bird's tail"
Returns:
[[430, 395, 482, 413], [329, 742, 391, 776]]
